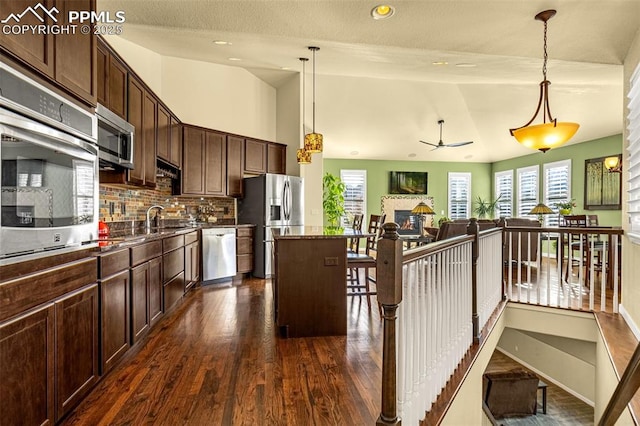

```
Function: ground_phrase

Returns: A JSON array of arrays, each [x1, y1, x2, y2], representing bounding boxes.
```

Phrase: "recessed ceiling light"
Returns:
[[213, 40, 231, 45], [432, 61, 448, 66], [408, 153, 417, 158], [350, 150, 359, 155], [456, 63, 477, 68], [371, 4, 395, 20], [228, 57, 242, 61]]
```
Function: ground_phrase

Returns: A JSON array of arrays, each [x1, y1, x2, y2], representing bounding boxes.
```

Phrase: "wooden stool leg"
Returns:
[[365, 267, 372, 308]]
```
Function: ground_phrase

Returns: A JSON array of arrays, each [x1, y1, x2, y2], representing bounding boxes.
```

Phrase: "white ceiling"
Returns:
[[97, 0, 640, 162]]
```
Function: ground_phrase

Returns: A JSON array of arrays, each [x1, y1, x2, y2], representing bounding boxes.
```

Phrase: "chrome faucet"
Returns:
[[146, 205, 165, 231]]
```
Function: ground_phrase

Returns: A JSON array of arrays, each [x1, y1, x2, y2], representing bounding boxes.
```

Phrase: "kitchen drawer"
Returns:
[[163, 247, 185, 283], [237, 238, 253, 255], [0, 257, 97, 322], [163, 235, 185, 253], [184, 231, 199, 245], [98, 248, 129, 278], [237, 254, 253, 274], [130, 240, 162, 267], [164, 271, 184, 312], [237, 227, 253, 238]]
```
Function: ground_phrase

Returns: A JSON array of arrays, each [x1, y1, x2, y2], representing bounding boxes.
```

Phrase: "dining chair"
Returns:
[[561, 215, 603, 285], [346, 214, 385, 314]]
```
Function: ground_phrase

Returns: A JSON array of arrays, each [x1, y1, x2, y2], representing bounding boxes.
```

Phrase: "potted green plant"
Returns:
[[554, 199, 576, 215], [322, 172, 346, 227], [438, 216, 451, 227], [473, 195, 501, 219]]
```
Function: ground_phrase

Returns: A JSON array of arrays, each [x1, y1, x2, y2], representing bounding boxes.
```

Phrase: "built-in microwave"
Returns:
[[0, 61, 98, 259], [96, 104, 134, 169]]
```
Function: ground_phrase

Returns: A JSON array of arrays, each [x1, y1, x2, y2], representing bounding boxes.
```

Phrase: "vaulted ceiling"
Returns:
[[98, 0, 640, 162]]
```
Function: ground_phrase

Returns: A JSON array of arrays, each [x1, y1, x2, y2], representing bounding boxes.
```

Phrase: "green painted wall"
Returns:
[[323, 159, 492, 223], [492, 134, 623, 226], [324, 134, 623, 226]]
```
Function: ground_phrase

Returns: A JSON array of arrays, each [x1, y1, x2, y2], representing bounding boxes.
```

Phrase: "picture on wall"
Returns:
[[389, 171, 428, 194], [584, 155, 622, 210]]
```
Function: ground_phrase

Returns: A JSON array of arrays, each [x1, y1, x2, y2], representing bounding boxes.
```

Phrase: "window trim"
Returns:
[[543, 159, 571, 227], [516, 165, 539, 219], [340, 169, 367, 227], [448, 172, 471, 220], [494, 170, 513, 218]]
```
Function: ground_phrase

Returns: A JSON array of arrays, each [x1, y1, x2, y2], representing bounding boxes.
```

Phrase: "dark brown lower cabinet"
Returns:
[[100, 269, 130, 374], [164, 271, 185, 312], [184, 231, 200, 291], [54, 284, 99, 421], [184, 241, 200, 291], [131, 263, 150, 344], [0, 303, 55, 426], [131, 256, 163, 344], [148, 257, 163, 327]]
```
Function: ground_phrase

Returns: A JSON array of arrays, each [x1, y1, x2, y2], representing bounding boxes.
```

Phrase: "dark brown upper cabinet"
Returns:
[[245, 139, 267, 174], [157, 104, 171, 163], [0, 0, 97, 106], [54, 0, 97, 106], [182, 125, 226, 196], [267, 143, 286, 175], [96, 37, 127, 120], [227, 135, 245, 198], [170, 115, 183, 168]]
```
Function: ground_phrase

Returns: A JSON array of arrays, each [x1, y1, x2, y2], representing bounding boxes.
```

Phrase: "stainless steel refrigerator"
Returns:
[[237, 174, 304, 278]]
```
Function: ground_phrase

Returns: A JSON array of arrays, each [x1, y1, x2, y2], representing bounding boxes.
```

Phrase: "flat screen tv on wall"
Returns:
[[389, 171, 428, 194]]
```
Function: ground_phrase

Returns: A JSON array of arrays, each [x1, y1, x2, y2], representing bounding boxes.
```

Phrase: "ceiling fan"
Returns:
[[420, 119, 474, 150]]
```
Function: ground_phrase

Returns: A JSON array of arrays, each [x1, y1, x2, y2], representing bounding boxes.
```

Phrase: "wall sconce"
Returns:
[[604, 156, 622, 173]]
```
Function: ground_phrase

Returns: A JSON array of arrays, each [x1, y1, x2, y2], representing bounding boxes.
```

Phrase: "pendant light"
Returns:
[[304, 46, 323, 153], [510, 10, 579, 153], [297, 57, 312, 164]]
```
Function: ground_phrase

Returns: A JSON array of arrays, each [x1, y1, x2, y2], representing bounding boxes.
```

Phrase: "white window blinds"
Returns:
[[495, 170, 513, 218], [517, 165, 539, 219], [448, 172, 471, 219], [544, 160, 571, 226], [340, 169, 366, 227], [627, 64, 640, 243]]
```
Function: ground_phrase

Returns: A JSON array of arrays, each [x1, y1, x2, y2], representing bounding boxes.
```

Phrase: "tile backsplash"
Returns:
[[99, 178, 236, 225]]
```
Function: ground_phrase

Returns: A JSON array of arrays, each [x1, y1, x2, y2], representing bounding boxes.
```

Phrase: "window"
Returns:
[[448, 172, 471, 219], [495, 170, 513, 218], [340, 169, 366, 227], [627, 64, 640, 243], [517, 165, 539, 219], [543, 160, 571, 226]]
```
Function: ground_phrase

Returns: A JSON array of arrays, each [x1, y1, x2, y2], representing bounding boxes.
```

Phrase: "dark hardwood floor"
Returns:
[[61, 274, 633, 425], [62, 278, 384, 425]]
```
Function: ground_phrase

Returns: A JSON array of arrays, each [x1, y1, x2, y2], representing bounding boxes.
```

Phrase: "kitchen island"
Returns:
[[272, 226, 373, 338]]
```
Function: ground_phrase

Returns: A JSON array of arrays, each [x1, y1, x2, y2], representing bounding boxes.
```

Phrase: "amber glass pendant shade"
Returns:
[[511, 121, 579, 153], [296, 148, 311, 164], [303, 133, 323, 153]]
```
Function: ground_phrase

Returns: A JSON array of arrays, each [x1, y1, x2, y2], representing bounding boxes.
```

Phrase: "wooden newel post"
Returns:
[[376, 222, 403, 426], [467, 218, 481, 342]]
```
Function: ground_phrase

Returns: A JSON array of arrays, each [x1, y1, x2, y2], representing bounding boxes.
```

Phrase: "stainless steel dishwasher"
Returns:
[[202, 228, 237, 282]]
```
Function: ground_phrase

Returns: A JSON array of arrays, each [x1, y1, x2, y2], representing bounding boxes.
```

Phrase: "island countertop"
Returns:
[[271, 226, 374, 239]]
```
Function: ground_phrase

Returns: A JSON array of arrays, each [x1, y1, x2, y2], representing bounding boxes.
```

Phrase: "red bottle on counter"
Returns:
[[98, 220, 110, 238]]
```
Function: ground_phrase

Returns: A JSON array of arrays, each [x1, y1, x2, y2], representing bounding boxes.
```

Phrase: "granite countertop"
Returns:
[[94, 223, 255, 252], [272, 226, 375, 240]]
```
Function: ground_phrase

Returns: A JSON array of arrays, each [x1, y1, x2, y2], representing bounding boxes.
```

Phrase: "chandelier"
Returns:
[[510, 10, 579, 153]]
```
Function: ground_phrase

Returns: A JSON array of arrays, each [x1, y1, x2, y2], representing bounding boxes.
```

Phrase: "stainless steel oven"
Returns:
[[0, 61, 98, 259]]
